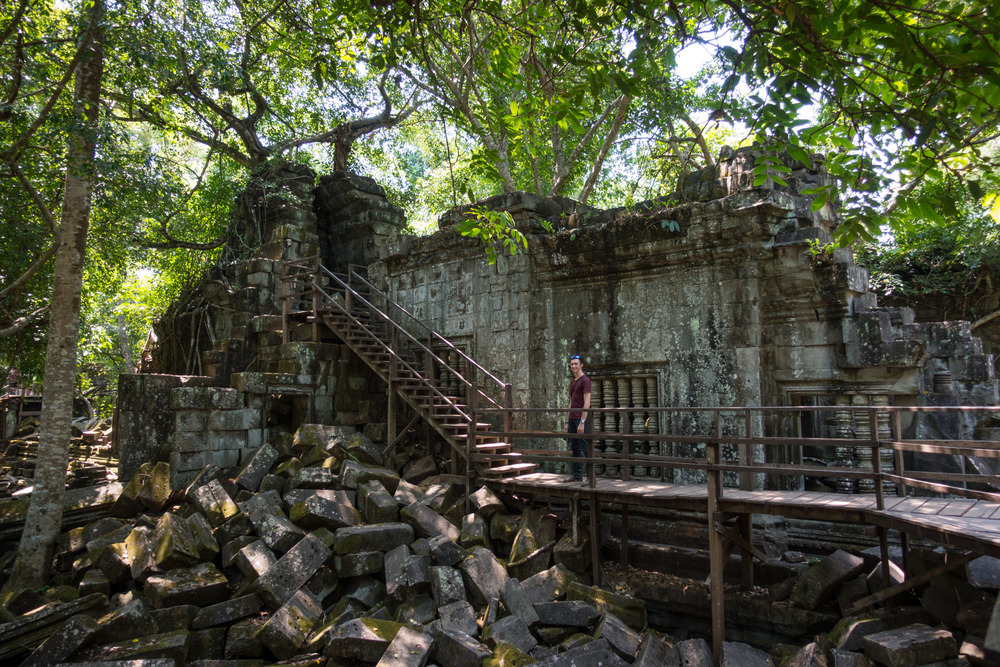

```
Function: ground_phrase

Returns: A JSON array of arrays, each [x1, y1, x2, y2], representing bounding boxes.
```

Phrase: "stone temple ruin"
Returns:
[[124, 148, 997, 490], [11, 146, 985, 664]]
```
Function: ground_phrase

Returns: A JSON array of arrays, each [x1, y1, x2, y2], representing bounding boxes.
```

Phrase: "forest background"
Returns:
[[2, 0, 999, 394]]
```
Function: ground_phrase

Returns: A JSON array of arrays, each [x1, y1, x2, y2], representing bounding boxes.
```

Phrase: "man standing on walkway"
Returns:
[[567, 355, 592, 482]]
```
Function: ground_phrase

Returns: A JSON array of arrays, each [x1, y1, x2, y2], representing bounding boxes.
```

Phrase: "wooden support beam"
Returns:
[[707, 411, 725, 663], [621, 503, 630, 570], [590, 492, 601, 586], [739, 513, 754, 589], [713, 522, 765, 565], [846, 552, 974, 615]]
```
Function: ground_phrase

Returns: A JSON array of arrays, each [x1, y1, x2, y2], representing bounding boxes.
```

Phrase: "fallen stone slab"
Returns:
[[191, 594, 261, 630], [439, 600, 478, 637], [359, 480, 399, 524], [460, 513, 490, 550], [292, 423, 338, 452], [830, 648, 876, 666], [246, 509, 307, 553], [502, 578, 541, 627], [427, 534, 466, 568], [137, 461, 173, 512], [677, 638, 714, 667], [433, 628, 492, 667], [20, 614, 99, 667], [78, 569, 110, 597], [344, 432, 384, 467], [124, 527, 157, 582], [341, 460, 400, 492], [333, 523, 414, 555], [430, 565, 467, 607], [375, 625, 433, 667], [324, 618, 407, 662], [236, 540, 277, 582], [595, 612, 641, 660], [289, 489, 361, 530], [401, 455, 438, 485], [401, 501, 460, 541], [93, 599, 159, 644], [224, 616, 267, 658], [187, 626, 225, 661], [89, 542, 131, 585], [533, 600, 602, 629], [88, 628, 190, 662], [288, 466, 337, 490], [254, 533, 332, 609], [235, 442, 280, 491], [521, 564, 582, 604], [394, 594, 437, 626], [533, 638, 628, 666], [566, 581, 646, 632], [258, 589, 324, 660], [633, 632, 681, 666], [342, 576, 389, 609], [149, 605, 198, 633], [393, 480, 424, 506], [150, 513, 201, 570], [490, 513, 521, 543], [334, 551, 384, 578], [721, 640, 772, 665], [385, 547, 431, 600], [185, 512, 220, 562], [459, 547, 510, 608], [790, 549, 865, 610], [145, 563, 229, 608], [483, 615, 537, 654], [468, 486, 505, 519], [862, 623, 958, 666], [188, 479, 239, 526]]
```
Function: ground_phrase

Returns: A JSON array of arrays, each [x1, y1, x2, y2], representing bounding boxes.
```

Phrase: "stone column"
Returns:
[[872, 394, 896, 495], [833, 395, 856, 493], [854, 395, 875, 494]]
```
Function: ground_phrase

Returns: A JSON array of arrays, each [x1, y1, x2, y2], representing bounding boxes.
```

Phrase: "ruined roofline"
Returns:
[[431, 145, 838, 239]]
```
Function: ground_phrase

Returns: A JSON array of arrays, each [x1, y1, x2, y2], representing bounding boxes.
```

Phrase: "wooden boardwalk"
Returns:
[[487, 472, 1000, 558]]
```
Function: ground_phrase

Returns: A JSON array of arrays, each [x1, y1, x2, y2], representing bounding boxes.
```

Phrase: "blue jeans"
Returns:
[[567, 418, 590, 479]]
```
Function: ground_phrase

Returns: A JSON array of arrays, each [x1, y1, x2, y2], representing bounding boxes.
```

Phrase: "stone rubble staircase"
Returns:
[[283, 261, 536, 481]]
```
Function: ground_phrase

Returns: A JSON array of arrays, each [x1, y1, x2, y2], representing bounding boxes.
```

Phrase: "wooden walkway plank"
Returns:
[[940, 499, 978, 517], [486, 474, 1000, 558]]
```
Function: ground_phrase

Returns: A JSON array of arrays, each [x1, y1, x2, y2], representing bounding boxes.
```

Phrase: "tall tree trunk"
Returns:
[[4, 0, 103, 594]]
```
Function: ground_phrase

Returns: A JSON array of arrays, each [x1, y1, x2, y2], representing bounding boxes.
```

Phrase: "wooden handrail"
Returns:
[[346, 267, 509, 393], [318, 265, 504, 413]]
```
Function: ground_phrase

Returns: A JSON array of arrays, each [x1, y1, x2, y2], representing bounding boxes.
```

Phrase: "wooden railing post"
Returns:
[[872, 405, 892, 597], [504, 384, 513, 442], [345, 265, 353, 314], [466, 379, 478, 510], [311, 256, 321, 343], [622, 408, 631, 482], [892, 410, 907, 497], [707, 409, 725, 661]]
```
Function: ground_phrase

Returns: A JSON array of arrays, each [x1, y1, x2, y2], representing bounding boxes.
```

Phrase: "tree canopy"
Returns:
[[1, 0, 999, 383]]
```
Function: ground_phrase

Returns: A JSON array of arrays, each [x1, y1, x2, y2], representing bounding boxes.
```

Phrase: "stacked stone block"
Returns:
[[169, 386, 258, 487], [314, 171, 407, 272]]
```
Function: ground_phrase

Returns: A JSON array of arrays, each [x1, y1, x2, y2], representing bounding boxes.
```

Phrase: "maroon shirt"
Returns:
[[569, 374, 591, 420]]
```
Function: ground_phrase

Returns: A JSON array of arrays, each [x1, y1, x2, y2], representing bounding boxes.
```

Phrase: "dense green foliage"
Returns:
[[1, 0, 999, 391]]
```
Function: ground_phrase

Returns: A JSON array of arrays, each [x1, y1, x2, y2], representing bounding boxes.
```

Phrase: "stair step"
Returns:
[[475, 443, 512, 451], [481, 462, 538, 476]]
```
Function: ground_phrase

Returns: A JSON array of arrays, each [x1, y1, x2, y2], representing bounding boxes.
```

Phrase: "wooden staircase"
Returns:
[[281, 260, 537, 481]]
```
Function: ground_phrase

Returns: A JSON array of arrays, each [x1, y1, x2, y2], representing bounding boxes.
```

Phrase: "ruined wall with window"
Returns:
[[369, 147, 998, 487]]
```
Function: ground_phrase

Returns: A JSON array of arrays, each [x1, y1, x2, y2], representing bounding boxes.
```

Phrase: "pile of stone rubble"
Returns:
[[1, 416, 115, 496], [0, 422, 997, 666]]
